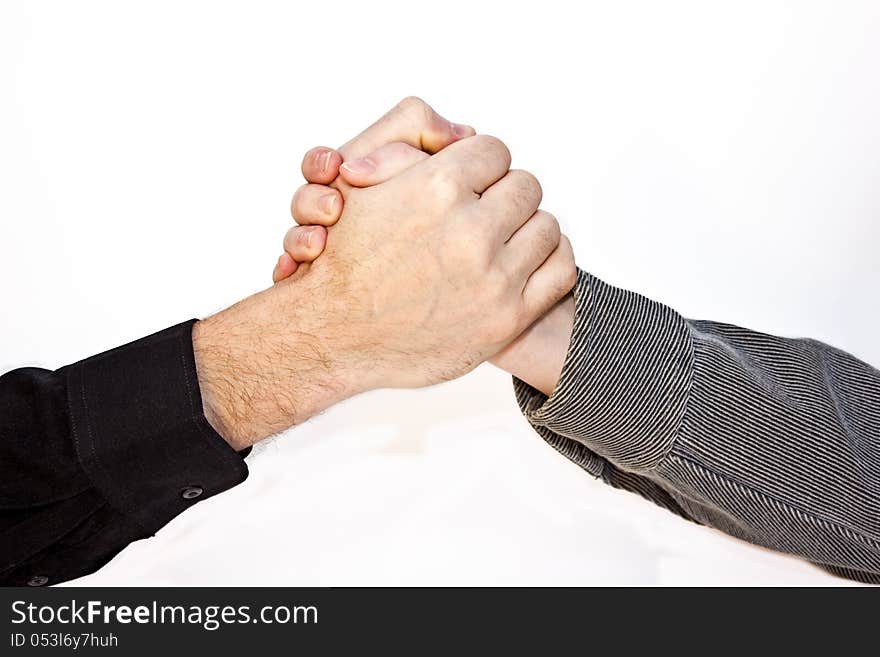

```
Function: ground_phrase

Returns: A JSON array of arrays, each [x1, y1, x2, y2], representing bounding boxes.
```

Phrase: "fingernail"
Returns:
[[318, 193, 337, 215], [340, 157, 376, 175], [300, 226, 321, 248], [320, 150, 333, 173], [315, 149, 333, 173], [451, 122, 472, 138]]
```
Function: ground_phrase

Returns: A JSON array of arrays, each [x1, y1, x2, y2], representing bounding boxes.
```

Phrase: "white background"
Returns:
[[2, 1, 878, 586]]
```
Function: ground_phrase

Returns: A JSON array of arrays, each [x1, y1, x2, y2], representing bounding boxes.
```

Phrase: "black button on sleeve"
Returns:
[[62, 320, 249, 537], [181, 486, 204, 500], [1, 320, 249, 586]]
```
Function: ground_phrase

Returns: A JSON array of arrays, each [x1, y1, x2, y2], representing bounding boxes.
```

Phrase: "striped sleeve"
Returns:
[[515, 269, 880, 583]]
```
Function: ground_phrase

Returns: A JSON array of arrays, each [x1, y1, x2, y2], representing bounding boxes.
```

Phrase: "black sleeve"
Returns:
[[0, 320, 249, 586]]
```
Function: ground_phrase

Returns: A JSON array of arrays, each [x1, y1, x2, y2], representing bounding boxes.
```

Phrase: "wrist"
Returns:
[[491, 294, 575, 396], [192, 284, 361, 450]]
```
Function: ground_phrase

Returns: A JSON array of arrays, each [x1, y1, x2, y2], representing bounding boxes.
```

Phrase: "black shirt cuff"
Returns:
[[62, 320, 249, 538]]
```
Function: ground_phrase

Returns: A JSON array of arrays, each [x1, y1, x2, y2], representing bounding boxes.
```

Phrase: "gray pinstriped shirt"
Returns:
[[515, 269, 880, 583]]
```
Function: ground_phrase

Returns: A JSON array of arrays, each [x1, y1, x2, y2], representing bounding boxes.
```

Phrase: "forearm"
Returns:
[[192, 281, 361, 451], [0, 273, 373, 585], [515, 269, 880, 582]]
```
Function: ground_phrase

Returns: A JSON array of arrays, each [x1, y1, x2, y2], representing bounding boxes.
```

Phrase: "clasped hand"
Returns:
[[193, 98, 576, 450]]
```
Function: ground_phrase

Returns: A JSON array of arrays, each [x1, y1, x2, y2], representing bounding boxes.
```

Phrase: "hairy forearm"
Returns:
[[492, 294, 575, 396], [194, 278, 575, 451], [192, 283, 357, 450]]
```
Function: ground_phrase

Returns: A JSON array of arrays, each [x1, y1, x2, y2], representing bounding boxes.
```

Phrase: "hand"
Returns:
[[273, 97, 475, 281], [193, 100, 575, 450], [277, 135, 576, 397], [288, 131, 574, 392]]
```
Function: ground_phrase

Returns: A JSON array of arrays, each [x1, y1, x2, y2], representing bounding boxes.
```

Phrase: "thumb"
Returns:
[[339, 142, 430, 188]]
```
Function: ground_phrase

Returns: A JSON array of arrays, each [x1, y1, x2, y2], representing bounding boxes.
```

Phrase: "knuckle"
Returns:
[[396, 95, 432, 123], [559, 233, 574, 256], [505, 170, 542, 211], [523, 211, 560, 254], [424, 169, 461, 205], [397, 95, 426, 110], [473, 134, 511, 168], [539, 212, 561, 248], [551, 258, 578, 298], [517, 170, 543, 206]]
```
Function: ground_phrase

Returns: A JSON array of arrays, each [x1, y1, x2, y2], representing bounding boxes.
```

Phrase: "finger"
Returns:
[[337, 96, 475, 161], [283, 225, 328, 262], [500, 210, 561, 281], [301, 147, 344, 185], [521, 235, 577, 322], [290, 184, 343, 226], [420, 134, 512, 195], [479, 169, 543, 241], [339, 142, 430, 187], [272, 252, 298, 283]]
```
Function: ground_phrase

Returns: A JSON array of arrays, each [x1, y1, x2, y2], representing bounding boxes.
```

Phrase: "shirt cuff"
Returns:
[[514, 269, 694, 473], [62, 320, 249, 537]]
